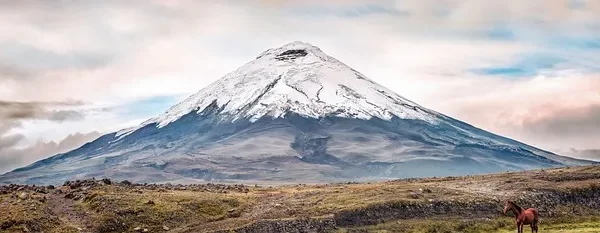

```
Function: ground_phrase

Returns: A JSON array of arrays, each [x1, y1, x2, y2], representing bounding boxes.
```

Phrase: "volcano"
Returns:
[[0, 42, 590, 185]]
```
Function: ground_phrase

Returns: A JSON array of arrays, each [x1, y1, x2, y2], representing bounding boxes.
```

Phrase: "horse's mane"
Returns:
[[508, 200, 523, 213]]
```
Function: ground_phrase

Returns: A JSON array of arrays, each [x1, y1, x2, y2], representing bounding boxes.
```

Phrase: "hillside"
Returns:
[[2, 165, 600, 233]]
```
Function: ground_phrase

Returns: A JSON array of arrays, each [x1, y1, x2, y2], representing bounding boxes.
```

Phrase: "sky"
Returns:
[[0, 0, 599, 173]]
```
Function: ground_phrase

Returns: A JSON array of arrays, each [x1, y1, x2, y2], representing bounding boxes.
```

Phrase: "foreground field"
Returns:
[[1, 165, 599, 233]]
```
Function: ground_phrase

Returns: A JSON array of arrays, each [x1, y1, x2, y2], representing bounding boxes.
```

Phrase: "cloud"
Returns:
[[0, 131, 102, 174], [558, 148, 600, 161], [0, 43, 114, 73], [0, 101, 84, 121], [424, 74, 600, 151], [523, 104, 600, 137], [0, 100, 91, 173], [392, 0, 600, 29], [0, 63, 35, 80], [0, 134, 23, 150], [0, 0, 596, 102]]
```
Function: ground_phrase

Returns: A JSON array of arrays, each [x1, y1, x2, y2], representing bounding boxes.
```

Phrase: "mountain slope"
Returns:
[[0, 42, 591, 185]]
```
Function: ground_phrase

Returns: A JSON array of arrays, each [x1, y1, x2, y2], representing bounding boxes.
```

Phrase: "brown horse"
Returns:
[[503, 200, 539, 233]]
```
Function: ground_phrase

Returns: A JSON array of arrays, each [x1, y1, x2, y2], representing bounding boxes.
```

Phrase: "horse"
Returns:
[[503, 200, 539, 233]]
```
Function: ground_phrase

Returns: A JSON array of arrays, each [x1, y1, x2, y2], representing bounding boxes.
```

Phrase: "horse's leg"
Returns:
[[531, 223, 534, 233]]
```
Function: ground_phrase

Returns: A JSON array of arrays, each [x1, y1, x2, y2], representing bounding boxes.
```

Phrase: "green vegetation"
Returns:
[[0, 193, 73, 233], [339, 216, 600, 233], [80, 187, 255, 232]]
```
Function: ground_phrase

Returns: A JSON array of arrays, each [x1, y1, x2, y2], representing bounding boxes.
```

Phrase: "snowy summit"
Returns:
[[121, 41, 435, 136]]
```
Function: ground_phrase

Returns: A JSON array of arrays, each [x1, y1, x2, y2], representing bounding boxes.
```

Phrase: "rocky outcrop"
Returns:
[[334, 200, 500, 226], [216, 217, 336, 233], [515, 185, 600, 216], [0, 184, 56, 194]]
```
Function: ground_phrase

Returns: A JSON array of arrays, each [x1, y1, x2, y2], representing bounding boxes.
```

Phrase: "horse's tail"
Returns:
[[532, 208, 539, 224]]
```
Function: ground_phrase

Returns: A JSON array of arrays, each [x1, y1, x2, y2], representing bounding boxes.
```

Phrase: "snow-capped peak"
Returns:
[[118, 41, 437, 137], [256, 41, 327, 60]]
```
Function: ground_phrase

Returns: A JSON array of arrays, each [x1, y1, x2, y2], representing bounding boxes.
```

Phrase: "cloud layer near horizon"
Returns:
[[0, 0, 599, 173]]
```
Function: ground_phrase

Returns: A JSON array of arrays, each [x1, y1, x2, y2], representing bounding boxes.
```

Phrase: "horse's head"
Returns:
[[503, 200, 512, 215]]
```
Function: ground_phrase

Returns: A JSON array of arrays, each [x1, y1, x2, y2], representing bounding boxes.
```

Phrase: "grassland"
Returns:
[[1, 165, 600, 232]]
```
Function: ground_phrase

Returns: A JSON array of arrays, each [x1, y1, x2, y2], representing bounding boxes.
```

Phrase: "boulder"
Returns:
[[18, 192, 29, 200]]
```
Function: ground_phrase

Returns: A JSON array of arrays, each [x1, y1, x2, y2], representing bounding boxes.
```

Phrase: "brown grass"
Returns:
[[1, 165, 599, 232]]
